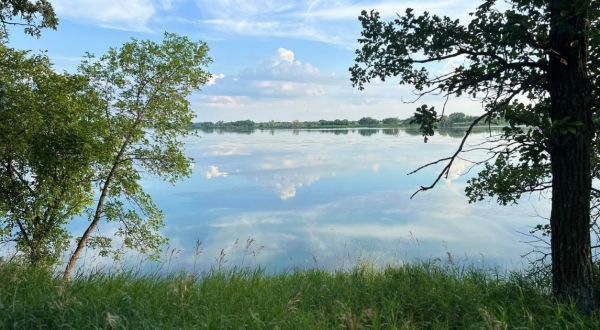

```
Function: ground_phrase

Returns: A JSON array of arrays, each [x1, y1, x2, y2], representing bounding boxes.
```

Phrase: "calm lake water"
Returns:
[[83, 128, 551, 272]]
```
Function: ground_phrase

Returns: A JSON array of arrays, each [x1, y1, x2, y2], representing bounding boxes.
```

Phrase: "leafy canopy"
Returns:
[[0, 0, 57, 39], [351, 0, 599, 202], [0, 33, 212, 268], [65, 33, 211, 268], [0, 45, 105, 264]]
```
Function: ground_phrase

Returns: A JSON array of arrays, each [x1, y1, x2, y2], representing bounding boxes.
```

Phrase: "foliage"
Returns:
[[0, 0, 61, 263], [0, 0, 57, 39], [382, 117, 400, 125], [0, 33, 211, 271], [2, 262, 600, 328], [358, 116, 380, 126], [0, 45, 104, 265], [63, 33, 211, 277], [410, 105, 438, 136], [350, 0, 599, 199], [350, 0, 600, 310]]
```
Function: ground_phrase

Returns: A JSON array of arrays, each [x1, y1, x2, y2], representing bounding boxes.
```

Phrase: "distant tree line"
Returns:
[[192, 112, 505, 130]]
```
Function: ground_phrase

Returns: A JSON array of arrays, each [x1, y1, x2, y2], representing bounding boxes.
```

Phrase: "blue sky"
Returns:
[[10, 0, 483, 122]]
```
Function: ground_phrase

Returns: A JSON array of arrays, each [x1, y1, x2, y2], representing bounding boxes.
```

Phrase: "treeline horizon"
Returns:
[[192, 112, 506, 130]]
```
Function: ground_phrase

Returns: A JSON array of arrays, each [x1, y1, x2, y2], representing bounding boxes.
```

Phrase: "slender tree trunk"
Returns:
[[63, 141, 129, 279], [548, 0, 595, 313], [29, 215, 42, 265], [29, 245, 42, 265], [62, 176, 112, 279], [63, 106, 143, 279]]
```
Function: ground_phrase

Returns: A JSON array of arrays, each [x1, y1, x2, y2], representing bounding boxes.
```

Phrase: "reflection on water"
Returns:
[[197, 126, 494, 138], [132, 128, 548, 272]]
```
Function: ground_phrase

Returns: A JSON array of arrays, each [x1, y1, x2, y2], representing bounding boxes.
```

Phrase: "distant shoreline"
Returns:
[[191, 114, 506, 131], [192, 125, 507, 130]]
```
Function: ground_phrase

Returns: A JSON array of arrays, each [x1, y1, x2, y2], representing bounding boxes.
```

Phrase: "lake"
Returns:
[[102, 128, 550, 272]]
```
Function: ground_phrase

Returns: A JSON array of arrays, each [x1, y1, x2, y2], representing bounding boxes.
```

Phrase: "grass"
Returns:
[[1, 262, 599, 329]]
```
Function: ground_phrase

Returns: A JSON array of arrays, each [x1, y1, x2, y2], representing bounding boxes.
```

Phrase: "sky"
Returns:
[[9, 0, 485, 122]]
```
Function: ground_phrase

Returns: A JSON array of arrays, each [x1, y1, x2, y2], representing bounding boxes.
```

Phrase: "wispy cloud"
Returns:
[[195, 0, 477, 47], [303, 0, 470, 20], [49, 0, 480, 45], [201, 18, 350, 46], [51, 0, 158, 32]]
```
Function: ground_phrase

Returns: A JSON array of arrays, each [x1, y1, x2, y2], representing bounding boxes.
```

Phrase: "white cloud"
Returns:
[[204, 165, 228, 179], [202, 48, 334, 102], [51, 0, 156, 32], [201, 95, 248, 109], [276, 48, 295, 63], [190, 6, 486, 121], [245, 49, 324, 83], [207, 73, 225, 86], [195, 0, 350, 46], [51, 0, 481, 45]]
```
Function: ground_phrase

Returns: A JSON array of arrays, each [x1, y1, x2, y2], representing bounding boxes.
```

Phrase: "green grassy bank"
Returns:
[[1, 263, 598, 329]]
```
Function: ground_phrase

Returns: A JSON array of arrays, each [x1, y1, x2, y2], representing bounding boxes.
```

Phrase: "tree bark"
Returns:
[[548, 0, 596, 313]]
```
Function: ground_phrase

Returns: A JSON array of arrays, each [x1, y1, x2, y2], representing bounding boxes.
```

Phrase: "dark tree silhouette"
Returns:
[[351, 0, 600, 312]]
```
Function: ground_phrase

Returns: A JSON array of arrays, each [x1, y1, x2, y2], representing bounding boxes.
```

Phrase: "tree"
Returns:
[[0, 0, 57, 39], [0, 0, 62, 265], [0, 45, 104, 265], [358, 117, 380, 126], [0, 33, 211, 271], [382, 117, 401, 126], [351, 0, 599, 312], [447, 112, 466, 124], [62, 33, 211, 278]]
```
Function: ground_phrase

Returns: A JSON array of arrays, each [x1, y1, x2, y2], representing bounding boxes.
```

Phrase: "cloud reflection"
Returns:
[[161, 189, 546, 272], [146, 129, 551, 272]]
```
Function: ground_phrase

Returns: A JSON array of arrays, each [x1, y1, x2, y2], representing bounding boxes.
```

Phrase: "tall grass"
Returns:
[[1, 262, 599, 329]]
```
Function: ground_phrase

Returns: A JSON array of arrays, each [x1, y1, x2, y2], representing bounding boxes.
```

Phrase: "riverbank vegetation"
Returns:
[[3, 262, 600, 329]]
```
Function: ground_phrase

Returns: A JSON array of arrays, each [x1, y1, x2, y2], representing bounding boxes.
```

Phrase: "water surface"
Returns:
[[134, 128, 548, 272]]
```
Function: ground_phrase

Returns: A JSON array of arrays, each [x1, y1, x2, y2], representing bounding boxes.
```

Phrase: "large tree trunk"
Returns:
[[548, 0, 595, 313], [550, 137, 595, 312]]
